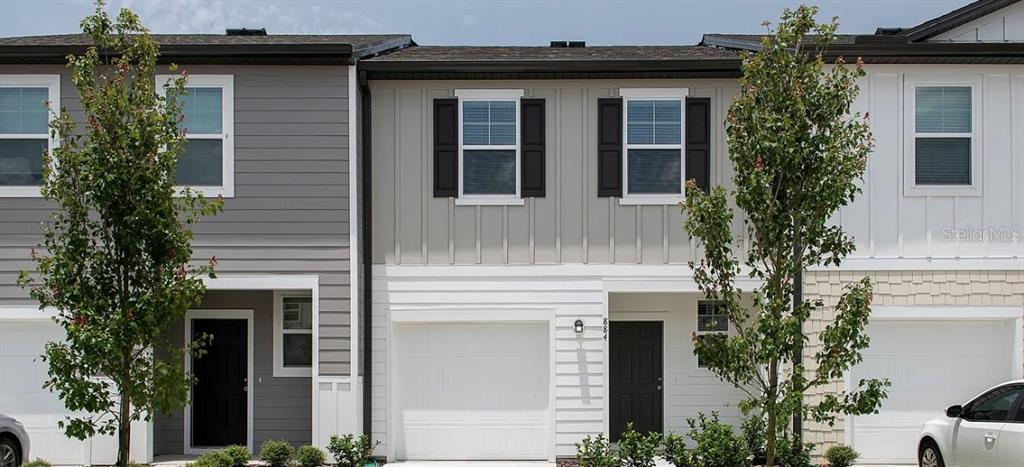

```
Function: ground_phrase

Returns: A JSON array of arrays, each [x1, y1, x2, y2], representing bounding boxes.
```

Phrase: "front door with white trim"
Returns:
[[191, 317, 248, 448]]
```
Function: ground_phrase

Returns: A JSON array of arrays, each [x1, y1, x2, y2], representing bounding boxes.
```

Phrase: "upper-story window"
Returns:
[[620, 88, 688, 205], [0, 75, 59, 197], [905, 77, 979, 197], [456, 89, 523, 205], [158, 74, 234, 198], [273, 292, 313, 377]]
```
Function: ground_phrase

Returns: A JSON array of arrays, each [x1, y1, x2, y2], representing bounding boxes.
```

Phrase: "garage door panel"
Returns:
[[394, 323, 550, 460], [852, 319, 1015, 465]]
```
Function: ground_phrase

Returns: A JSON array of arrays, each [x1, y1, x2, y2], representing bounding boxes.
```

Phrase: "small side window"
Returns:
[[273, 291, 313, 377], [696, 300, 728, 368], [965, 385, 1022, 422]]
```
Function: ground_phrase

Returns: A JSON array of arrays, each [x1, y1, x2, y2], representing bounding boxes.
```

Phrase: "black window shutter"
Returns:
[[520, 98, 546, 197], [685, 97, 711, 193], [597, 98, 623, 197], [433, 98, 458, 197]]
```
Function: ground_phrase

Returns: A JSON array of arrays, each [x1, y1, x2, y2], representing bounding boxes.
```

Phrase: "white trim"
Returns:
[[454, 89, 524, 100], [0, 74, 61, 198], [869, 304, 1022, 320], [0, 304, 54, 320], [346, 66, 359, 437], [390, 307, 554, 323], [903, 74, 983, 197], [812, 257, 1024, 270], [202, 274, 319, 290], [619, 88, 688, 204], [455, 89, 523, 204], [273, 290, 314, 377], [156, 74, 235, 198], [183, 308, 254, 455]]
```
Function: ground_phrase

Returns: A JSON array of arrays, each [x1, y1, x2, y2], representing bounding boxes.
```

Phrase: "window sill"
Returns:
[[0, 186, 43, 198], [175, 186, 234, 199], [619, 195, 684, 206], [455, 196, 525, 206], [903, 184, 981, 197], [273, 366, 312, 378]]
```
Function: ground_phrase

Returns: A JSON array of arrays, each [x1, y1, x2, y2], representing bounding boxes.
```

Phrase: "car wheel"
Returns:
[[0, 437, 19, 467], [919, 440, 945, 467]]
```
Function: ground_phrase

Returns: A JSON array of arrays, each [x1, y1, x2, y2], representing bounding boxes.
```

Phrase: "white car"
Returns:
[[918, 380, 1024, 467]]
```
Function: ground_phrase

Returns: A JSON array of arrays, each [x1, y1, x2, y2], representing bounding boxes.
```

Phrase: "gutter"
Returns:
[[0, 43, 357, 65], [358, 69, 374, 439]]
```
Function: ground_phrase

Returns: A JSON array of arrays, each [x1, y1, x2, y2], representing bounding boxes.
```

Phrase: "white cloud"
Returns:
[[112, 0, 384, 34]]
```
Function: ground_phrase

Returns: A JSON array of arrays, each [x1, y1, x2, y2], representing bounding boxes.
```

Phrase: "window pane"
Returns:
[[463, 149, 515, 195], [968, 386, 1021, 422], [181, 87, 222, 134], [627, 149, 681, 194], [697, 301, 729, 332], [915, 137, 970, 185], [283, 334, 312, 367], [627, 100, 654, 144], [916, 87, 971, 133], [0, 88, 49, 134], [0, 139, 46, 186], [283, 296, 313, 330], [462, 100, 516, 146], [176, 139, 223, 186], [654, 101, 681, 144]]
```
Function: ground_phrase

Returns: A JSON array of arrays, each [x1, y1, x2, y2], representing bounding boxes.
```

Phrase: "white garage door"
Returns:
[[851, 319, 1015, 465], [393, 322, 550, 460]]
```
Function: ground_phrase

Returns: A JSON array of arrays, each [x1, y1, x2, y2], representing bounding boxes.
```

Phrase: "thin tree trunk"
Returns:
[[765, 359, 779, 467], [117, 390, 131, 467]]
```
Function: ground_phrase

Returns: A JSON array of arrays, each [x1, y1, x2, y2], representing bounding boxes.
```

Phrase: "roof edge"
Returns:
[[901, 0, 1020, 41]]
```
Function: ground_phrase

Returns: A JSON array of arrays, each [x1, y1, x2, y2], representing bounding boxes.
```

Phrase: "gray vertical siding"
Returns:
[[0, 64, 353, 376], [370, 79, 740, 265], [153, 290, 313, 455]]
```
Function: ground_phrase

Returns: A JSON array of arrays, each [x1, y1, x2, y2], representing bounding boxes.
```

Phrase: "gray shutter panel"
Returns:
[[433, 98, 458, 197], [597, 98, 623, 197], [520, 98, 546, 197], [685, 97, 711, 193]]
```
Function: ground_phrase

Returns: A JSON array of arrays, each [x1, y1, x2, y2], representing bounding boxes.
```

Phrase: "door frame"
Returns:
[[844, 305, 1024, 455], [183, 309, 255, 455], [607, 317, 666, 439]]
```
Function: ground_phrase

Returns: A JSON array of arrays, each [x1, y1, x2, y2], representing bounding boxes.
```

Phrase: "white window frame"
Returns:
[[454, 89, 524, 206], [0, 74, 60, 198], [619, 88, 689, 205], [903, 75, 982, 197], [695, 299, 729, 369], [156, 74, 235, 198], [272, 290, 314, 377]]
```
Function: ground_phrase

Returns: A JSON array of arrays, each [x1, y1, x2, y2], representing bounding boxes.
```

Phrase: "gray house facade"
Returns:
[[0, 33, 409, 464]]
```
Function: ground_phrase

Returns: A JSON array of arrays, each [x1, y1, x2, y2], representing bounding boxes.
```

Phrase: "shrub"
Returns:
[[825, 444, 859, 467], [327, 434, 379, 467], [295, 445, 326, 467], [615, 423, 661, 467], [193, 451, 233, 467], [574, 433, 618, 467], [741, 414, 767, 464], [259, 440, 294, 467], [23, 459, 52, 467], [223, 445, 251, 467], [661, 432, 692, 467], [773, 436, 814, 467], [685, 412, 750, 467]]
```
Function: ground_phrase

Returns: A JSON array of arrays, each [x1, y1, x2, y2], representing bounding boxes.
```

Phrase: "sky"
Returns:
[[0, 0, 972, 46]]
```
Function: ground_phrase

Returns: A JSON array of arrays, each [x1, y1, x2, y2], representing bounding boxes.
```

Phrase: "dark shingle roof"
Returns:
[[0, 33, 413, 64], [365, 45, 739, 62], [701, 34, 861, 49]]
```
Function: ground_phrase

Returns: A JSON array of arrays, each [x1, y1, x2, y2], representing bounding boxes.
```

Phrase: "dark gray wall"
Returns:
[[153, 290, 312, 456], [0, 64, 352, 376]]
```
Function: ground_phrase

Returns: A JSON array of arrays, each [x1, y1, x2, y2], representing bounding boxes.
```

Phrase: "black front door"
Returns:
[[610, 321, 663, 440], [192, 318, 247, 448]]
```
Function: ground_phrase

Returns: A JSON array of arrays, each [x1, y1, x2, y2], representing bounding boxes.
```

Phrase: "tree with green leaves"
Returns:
[[683, 6, 890, 466], [17, 2, 222, 465]]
